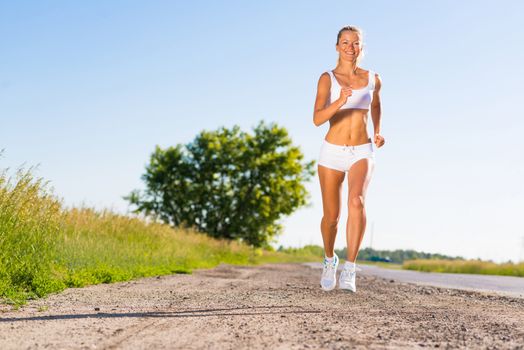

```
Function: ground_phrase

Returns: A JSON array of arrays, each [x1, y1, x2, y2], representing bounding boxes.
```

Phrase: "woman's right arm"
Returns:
[[313, 73, 350, 126]]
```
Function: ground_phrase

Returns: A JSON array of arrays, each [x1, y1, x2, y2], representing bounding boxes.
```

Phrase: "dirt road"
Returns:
[[1, 263, 523, 349]]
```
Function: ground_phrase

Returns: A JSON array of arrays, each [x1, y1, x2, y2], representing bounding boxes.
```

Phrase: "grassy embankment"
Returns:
[[351, 259, 524, 276], [356, 258, 524, 277], [0, 168, 320, 306], [337, 245, 524, 277], [360, 259, 524, 276], [403, 259, 524, 277]]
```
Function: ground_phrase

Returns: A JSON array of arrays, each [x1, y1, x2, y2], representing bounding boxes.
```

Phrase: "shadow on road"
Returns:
[[0, 305, 321, 323]]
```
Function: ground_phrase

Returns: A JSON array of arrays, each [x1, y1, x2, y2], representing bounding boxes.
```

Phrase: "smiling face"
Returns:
[[336, 30, 363, 63]]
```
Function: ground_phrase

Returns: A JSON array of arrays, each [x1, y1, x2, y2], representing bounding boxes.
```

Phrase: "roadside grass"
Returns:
[[0, 168, 64, 306], [403, 259, 524, 277], [58, 208, 320, 289], [0, 167, 319, 307]]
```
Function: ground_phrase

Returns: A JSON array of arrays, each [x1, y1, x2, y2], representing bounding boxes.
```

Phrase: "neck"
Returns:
[[336, 60, 358, 76]]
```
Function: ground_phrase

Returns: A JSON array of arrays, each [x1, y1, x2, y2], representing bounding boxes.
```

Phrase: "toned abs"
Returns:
[[325, 108, 371, 146]]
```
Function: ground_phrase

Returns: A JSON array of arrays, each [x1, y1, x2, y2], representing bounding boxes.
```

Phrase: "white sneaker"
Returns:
[[339, 265, 356, 292], [320, 254, 339, 291]]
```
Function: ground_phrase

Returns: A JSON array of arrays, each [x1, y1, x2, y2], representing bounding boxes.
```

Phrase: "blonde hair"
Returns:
[[336, 25, 365, 65]]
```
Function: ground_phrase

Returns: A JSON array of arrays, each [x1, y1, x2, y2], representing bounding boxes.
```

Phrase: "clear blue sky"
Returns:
[[1, 1, 523, 263]]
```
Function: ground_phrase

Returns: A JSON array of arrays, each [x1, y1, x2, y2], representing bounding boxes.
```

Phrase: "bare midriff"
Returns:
[[324, 108, 371, 146]]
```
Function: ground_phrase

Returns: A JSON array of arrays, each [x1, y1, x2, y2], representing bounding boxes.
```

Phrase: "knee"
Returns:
[[349, 195, 365, 210], [322, 215, 339, 227]]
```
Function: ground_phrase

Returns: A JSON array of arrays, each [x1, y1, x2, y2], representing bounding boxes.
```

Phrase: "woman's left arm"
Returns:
[[371, 73, 385, 148]]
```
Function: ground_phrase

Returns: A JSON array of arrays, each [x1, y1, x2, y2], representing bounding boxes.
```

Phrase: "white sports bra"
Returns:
[[328, 69, 375, 110]]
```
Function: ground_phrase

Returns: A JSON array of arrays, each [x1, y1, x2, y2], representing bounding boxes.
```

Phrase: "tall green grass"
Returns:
[[0, 168, 64, 303], [0, 167, 320, 306], [403, 259, 524, 277]]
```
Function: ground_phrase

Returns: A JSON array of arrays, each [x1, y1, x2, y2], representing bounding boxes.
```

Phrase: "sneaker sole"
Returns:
[[321, 283, 337, 291], [339, 285, 356, 292]]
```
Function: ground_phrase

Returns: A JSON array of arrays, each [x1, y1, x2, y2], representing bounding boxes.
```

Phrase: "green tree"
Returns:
[[126, 121, 315, 247]]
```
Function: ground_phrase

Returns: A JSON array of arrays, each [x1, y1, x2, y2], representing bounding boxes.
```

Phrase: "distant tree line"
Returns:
[[276, 245, 463, 263], [334, 247, 464, 264]]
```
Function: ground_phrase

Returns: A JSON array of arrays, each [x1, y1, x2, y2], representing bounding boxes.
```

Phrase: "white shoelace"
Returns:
[[342, 265, 362, 272], [322, 260, 337, 277], [340, 269, 355, 283]]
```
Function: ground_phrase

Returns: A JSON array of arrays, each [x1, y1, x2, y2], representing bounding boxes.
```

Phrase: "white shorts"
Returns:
[[318, 139, 375, 173]]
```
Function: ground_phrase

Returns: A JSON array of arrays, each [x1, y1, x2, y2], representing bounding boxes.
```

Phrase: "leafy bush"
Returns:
[[127, 121, 315, 247]]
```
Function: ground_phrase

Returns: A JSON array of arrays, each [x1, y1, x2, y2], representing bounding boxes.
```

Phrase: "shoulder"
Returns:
[[363, 68, 380, 79], [374, 72, 382, 89], [319, 71, 331, 82], [368, 70, 382, 90], [317, 71, 332, 88]]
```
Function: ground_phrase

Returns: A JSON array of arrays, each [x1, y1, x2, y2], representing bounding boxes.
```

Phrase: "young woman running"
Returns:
[[313, 25, 385, 292]]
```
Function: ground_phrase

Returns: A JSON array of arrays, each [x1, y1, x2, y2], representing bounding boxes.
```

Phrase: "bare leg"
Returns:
[[345, 158, 374, 262], [317, 165, 345, 258]]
